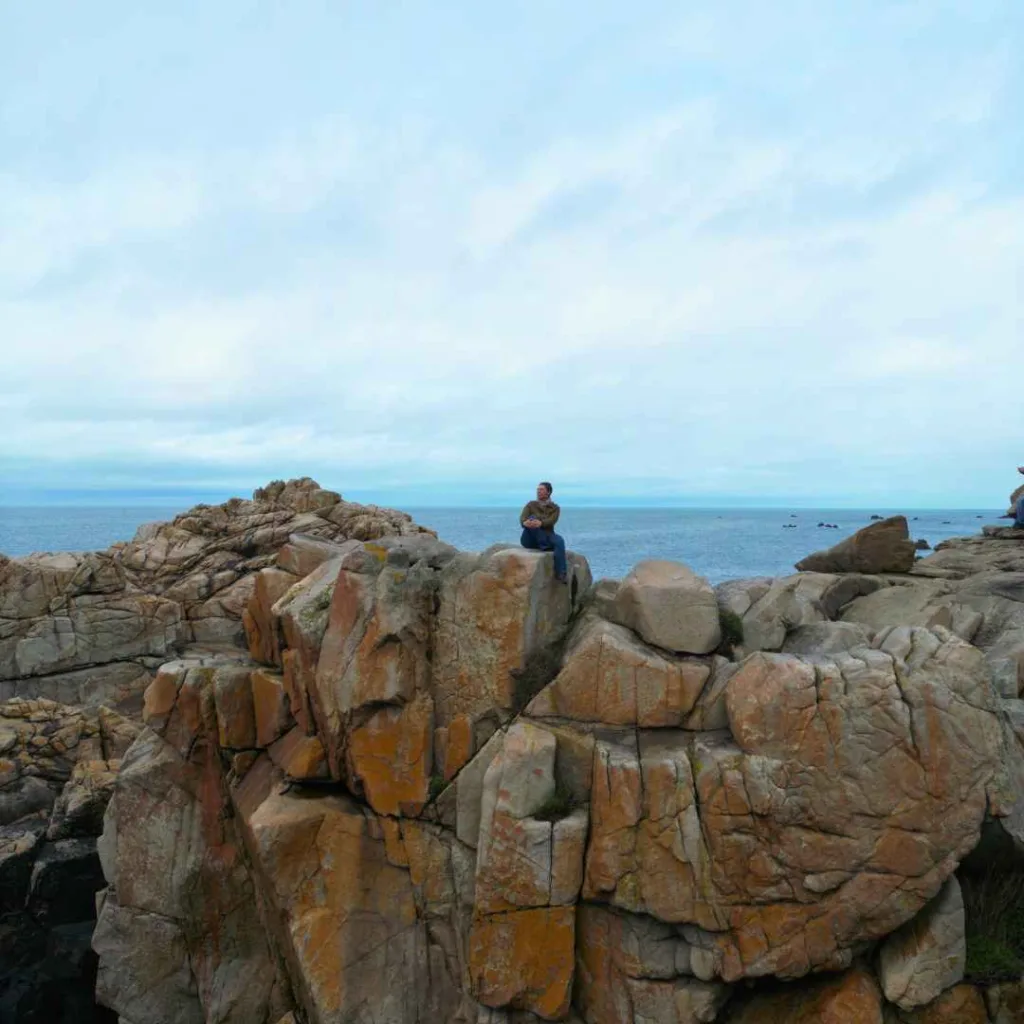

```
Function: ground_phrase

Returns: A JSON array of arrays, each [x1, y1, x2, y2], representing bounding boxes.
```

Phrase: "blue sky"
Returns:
[[2, 1, 1021, 507]]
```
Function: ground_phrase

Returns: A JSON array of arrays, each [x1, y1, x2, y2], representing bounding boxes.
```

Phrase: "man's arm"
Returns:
[[520, 503, 536, 527], [537, 503, 560, 530]]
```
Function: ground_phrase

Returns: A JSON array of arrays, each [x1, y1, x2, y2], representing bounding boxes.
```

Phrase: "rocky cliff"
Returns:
[[0, 479, 431, 1022], [80, 496, 1024, 1023]]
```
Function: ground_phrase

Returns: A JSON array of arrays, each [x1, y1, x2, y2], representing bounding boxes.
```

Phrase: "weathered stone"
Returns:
[[213, 664, 257, 750], [276, 534, 356, 579], [526, 617, 710, 727], [796, 515, 916, 574], [609, 560, 721, 655], [575, 903, 717, 1023], [434, 547, 591, 744], [251, 668, 293, 748], [347, 693, 433, 816], [95, 717, 292, 1024], [898, 984, 988, 1023], [584, 628, 1003, 981], [879, 877, 965, 1009], [781, 620, 874, 655], [275, 555, 345, 735], [243, 567, 297, 667], [475, 723, 585, 914], [734, 572, 883, 653], [469, 907, 575, 1020], [246, 786, 426, 1024], [93, 895, 204, 1024], [268, 726, 328, 780], [727, 965, 883, 1023]]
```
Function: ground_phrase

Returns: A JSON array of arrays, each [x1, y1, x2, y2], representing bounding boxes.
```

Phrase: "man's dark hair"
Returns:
[[539, 481, 553, 495]]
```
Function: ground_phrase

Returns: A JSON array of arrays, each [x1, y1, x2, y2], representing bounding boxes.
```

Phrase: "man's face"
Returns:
[[536, 484, 551, 500]]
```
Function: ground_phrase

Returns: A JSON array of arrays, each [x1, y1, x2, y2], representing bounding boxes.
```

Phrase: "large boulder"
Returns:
[[583, 627, 1004, 980], [525, 616, 712, 727], [608, 560, 721, 654], [795, 515, 916, 574]]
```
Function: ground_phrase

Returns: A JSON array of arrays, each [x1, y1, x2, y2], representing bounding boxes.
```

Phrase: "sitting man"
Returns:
[[520, 481, 568, 582]]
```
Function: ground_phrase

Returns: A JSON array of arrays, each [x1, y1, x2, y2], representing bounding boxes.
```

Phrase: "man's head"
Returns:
[[537, 481, 553, 500]]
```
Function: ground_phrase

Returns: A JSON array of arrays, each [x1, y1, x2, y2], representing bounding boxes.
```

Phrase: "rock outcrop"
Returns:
[[0, 479, 431, 713], [6, 480, 1024, 1022], [91, 519, 1024, 1022]]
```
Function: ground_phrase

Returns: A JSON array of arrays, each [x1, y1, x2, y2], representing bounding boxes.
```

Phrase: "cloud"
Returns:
[[1, 0, 1021, 505]]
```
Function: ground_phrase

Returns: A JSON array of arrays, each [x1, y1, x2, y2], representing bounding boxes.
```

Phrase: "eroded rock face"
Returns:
[[88, 523, 1024, 1023], [584, 628, 1003, 980], [796, 515, 917, 574]]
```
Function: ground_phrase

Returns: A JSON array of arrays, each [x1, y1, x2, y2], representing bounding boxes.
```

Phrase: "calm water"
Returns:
[[0, 505, 1004, 584]]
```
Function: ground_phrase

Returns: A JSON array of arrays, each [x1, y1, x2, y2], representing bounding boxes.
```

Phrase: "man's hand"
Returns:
[[525, 517, 542, 528]]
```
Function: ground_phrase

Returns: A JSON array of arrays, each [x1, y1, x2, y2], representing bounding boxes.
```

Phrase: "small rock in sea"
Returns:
[[790, 514, 798, 518], [870, 515, 883, 520], [915, 539, 931, 550], [942, 521, 951, 525], [818, 522, 825, 528]]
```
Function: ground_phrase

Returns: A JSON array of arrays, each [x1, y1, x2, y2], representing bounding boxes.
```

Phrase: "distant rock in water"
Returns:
[[915, 538, 932, 550], [796, 515, 916, 574]]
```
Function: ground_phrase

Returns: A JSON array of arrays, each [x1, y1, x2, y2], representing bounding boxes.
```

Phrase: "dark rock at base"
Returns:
[[0, 920, 117, 1024], [797, 516, 917, 574]]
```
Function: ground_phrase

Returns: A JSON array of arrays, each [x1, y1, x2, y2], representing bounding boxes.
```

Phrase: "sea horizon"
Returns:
[[1, 503, 1006, 584]]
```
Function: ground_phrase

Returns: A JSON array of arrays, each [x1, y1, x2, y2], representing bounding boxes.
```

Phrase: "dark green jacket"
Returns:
[[520, 500, 560, 531]]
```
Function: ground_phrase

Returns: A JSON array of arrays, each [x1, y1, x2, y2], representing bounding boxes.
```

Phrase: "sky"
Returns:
[[1, 1, 1022, 508]]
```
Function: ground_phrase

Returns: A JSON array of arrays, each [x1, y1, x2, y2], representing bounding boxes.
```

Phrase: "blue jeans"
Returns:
[[521, 527, 568, 579], [1016, 496, 1024, 526]]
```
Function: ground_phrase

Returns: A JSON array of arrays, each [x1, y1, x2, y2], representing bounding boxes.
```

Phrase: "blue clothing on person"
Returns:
[[1016, 495, 1024, 526], [520, 526, 568, 580]]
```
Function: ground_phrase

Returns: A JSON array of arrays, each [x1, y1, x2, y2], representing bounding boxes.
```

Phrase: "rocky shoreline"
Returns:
[[2, 479, 1023, 1022]]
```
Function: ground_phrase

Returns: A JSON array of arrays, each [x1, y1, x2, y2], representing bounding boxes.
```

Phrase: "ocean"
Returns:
[[0, 505, 1004, 584]]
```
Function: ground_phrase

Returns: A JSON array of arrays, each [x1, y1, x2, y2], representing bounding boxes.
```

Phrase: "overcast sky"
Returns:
[[2, 1, 1021, 507]]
